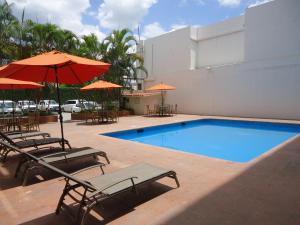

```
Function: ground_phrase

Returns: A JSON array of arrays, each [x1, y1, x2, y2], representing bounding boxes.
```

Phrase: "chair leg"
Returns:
[[80, 200, 98, 225], [168, 172, 180, 188], [22, 166, 32, 186], [56, 182, 70, 215], [15, 157, 27, 177]]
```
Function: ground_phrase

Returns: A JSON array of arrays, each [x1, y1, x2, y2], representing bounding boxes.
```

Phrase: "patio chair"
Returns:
[[6, 116, 23, 132], [154, 104, 160, 115], [0, 141, 109, 186], [0, 120, 6, 131], [171, 104, 178, 115], [21, 112, 35, 131], [107, 109, 118, 123], [0, 131, 71, 161], [30, 156, 178, 224], [145, 105, 154, 116]]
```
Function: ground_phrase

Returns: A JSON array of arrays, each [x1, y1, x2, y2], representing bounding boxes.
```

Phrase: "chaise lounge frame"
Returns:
[[6, 146, 180, 225], [0, 131, 71, 161]]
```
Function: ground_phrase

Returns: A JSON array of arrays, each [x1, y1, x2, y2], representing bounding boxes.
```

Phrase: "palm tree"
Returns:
[[100, 28, 147, 108], [101, 28, 147, 88], [78, 34, 101, 59], [0, 0, 19, 63], [57, 29, 79, 54]]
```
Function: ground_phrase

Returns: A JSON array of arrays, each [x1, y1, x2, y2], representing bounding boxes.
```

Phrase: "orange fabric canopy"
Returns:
[[0, 78, 44, 90], [146, 83, 176, 91], [80, 80, 122, 92], [0, 51, 110, 84]]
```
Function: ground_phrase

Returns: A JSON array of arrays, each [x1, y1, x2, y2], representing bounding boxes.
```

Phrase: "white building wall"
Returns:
[[143, 27, 191, 80], [126, 95, 160, 115], [245, 0, 300, 61], [140, 0, 300, 120], [154, 59, 300, 119], [196, 16, 245, 67], [197, 31, 244, 67]]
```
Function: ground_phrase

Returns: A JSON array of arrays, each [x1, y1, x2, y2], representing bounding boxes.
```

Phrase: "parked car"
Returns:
[[17, 100, 37, 112], [71, 102, 101, 112], [62, 99, 86, 112], [0, 100, 22, 114], [87, 101, 101, 108], [39, 100, 59, 111]]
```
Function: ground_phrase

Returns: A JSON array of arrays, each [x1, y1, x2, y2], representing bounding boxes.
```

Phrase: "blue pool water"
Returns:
[[103, 119, 300, 163]]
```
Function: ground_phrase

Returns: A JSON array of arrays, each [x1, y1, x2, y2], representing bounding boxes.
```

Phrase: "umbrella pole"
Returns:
[[2, 91, 4, 118], [11, 86, 16, 131], [54, 66, 65, 151], [161, 90, 164, 116]]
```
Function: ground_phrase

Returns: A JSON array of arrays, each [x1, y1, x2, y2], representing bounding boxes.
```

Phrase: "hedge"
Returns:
[[0, 86, 120, 104]]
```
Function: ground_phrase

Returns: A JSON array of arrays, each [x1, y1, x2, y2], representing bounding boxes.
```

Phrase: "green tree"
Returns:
[[0, 0, 19, 63], [78, 34, 101, 59], [101, 28, 147, 88]]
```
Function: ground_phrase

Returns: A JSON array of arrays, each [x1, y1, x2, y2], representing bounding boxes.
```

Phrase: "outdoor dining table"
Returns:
[[158, 105, 171, 116], [97, 111, 109, 123], [0, 116, 28, 131]]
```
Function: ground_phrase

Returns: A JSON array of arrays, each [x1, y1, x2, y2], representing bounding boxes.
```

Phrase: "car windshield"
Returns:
[[20, 101, 34, 105], [0, 102, 15, 108], [49, 100, 57, 104], [84, 103, 94, 109]]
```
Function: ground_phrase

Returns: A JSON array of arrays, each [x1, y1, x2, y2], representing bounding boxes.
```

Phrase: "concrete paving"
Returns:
[[0, 115, 299, 225]]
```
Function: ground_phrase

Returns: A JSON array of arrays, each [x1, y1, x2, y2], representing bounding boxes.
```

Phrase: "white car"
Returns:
[[62, 99, 86, 112], [0, 100, 22, 114], [71, 102, 101, 112], [17, 100, 37, 112], [39, 100, 59, 111]]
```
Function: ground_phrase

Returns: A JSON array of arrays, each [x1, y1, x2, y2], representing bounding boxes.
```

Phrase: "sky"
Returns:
[[6, 0, 272, 40]]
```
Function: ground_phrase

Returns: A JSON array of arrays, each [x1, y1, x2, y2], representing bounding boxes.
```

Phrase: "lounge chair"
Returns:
[[6, 131, 50, 140], [12, 148, 180, 225], [0, 131, 71, 161], [0, 141, 109, 186], [55, 162, 179, 225]]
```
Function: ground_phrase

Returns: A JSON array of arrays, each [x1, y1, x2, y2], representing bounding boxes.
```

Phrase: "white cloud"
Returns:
[[142, 22, 166, 39], [248, 0, 273, 8], [7, 0, 106, 40], [98, 0, 157, 30], [179, 0, 205, 6], [141, 22, 189, 40], [218, 0, 241, 7], [171, 23, 187, 31]]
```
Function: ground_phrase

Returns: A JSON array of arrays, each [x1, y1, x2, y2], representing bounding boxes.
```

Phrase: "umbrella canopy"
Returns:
[[0, 51, 110, 84], [80, 80, 122, 122], [146, 83, 176, 91], [80, 80, 122, 91], [0, 78, 44, 89], [0, 78, 43, 128], [0, 51, 110, 150], [146, 83, 176, 113]]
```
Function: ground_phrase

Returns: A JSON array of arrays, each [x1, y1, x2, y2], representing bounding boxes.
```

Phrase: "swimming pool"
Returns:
[[103, 119, 300, 163]]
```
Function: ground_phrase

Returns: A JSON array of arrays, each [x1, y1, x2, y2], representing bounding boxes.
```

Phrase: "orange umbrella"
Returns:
[[80, 80, 122, 91], [0, 51, 110, 84], [146, 82, 176, 108], [146, 83, 176, 91], [0, 78, 44, 125], [80, 80, 122, 122], [0, 51, 110, 150], [0, 78, 44, 89]]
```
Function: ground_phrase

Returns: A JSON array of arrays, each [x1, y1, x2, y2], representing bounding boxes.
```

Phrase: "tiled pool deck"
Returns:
[[0, 115, 299, 225]]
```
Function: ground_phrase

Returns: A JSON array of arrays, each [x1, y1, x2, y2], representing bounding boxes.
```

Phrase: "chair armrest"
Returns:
[[39, 151, 67, 159], [89, 176, 138, 198]]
